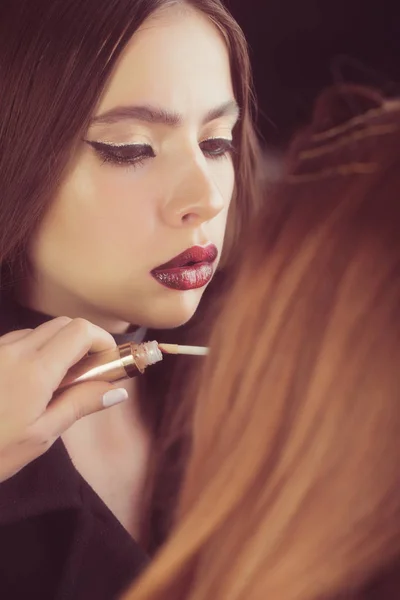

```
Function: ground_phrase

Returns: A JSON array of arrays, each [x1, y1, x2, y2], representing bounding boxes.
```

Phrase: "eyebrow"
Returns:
[[89, 100, 240, 127]]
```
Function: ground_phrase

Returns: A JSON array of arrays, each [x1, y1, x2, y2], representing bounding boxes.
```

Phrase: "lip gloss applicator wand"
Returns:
[[157, 343, 209, 356], [57, 341, 209, 391]]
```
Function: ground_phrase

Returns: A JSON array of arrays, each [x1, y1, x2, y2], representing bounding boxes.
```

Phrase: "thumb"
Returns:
[[39, 383, 129, 439]]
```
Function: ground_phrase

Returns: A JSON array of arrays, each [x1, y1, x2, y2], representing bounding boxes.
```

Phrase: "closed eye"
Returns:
[[199, 138, 235, 160], [85, 140, 155, 167]]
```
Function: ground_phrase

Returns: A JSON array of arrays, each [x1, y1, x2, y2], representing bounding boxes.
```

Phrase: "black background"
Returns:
[[227, 0, 400, 147]]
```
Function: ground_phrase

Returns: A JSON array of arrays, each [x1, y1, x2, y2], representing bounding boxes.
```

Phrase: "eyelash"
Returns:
[[86, 138, 235, 168]]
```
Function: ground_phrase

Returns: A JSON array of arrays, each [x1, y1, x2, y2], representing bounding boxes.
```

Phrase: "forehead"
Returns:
[[96, 4, 234, 119]]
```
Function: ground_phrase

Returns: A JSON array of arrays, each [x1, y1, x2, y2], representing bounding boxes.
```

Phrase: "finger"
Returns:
[[16, 316, 72, 351], [38, 318, 116, 384], [38, 382, 129, 439], [0, 328, 33, 346]]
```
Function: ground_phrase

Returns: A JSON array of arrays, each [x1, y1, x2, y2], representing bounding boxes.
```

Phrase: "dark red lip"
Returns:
[[151, 244, 218, 291]]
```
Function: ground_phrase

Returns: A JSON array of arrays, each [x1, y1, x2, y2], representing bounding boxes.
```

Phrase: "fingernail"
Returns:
[[102, 388, 129, 408]]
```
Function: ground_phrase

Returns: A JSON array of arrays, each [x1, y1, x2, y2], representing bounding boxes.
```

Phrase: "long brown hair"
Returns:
[[0, 0, 261, 549], [125, 86, 400, 599]]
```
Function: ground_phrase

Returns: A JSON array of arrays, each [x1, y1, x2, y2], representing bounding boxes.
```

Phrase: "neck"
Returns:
[[15, 278, 134, 335], [12, 284, 147, 343]]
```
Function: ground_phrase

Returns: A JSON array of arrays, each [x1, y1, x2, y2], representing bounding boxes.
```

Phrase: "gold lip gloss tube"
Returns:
[[58, 341, 162, 391]]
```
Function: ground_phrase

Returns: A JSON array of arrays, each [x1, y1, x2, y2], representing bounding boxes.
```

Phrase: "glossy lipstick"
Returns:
[[151, 244, 218, 291]]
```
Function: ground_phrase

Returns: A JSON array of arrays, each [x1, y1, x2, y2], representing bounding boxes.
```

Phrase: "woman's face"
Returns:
[[25, 4, 237, 332]]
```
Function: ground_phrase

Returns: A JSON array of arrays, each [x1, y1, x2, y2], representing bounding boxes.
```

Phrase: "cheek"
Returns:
[[212, 159, 235, 208], [59, 166, 157, 247], [30, 164, 162, 280], [225, 160, 235, 205], [94, 170, 156, 237], [213, 161, 236, 246]]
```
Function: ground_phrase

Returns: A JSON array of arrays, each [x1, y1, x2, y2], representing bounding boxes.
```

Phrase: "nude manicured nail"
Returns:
[[102, 388, 129, 408]]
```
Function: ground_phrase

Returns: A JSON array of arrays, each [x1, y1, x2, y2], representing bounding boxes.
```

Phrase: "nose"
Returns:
[[159, 158, 226, 229]]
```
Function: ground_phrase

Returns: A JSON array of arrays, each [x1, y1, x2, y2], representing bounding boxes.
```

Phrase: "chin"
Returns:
[[145, 314, 194, 331], [135, 288, 205, 330]]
